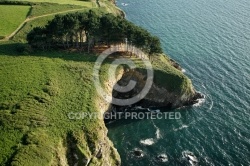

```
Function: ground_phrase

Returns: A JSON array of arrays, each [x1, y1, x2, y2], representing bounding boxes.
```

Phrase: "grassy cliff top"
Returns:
[[4, 0, 95, 7], [0, 43, 122, 165], [0, 1, 194, 165], [0, 1, 122, 165], [0, 5, 30, 37], [0, 43, 194, 165]]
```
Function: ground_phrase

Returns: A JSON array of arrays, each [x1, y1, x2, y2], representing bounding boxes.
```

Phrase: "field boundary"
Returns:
[[0, 7, 88, 41]]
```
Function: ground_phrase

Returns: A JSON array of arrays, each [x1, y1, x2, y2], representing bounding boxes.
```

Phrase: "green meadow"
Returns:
[[0, 42, 122, 165], [0, 5, 30, 38], [11, 0, 95, 7], [0, 43, 191, 165], [28, 3, 87, 17], [0, 1, 193, 165], [0, 1, 122, 165]]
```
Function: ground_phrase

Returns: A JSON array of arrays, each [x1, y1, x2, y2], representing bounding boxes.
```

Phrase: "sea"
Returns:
[[107, 0, 250, 165]]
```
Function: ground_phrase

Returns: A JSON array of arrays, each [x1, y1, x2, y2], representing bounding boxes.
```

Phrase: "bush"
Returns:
[[0, 1, 34, 6], [16, 44, 33, 54]]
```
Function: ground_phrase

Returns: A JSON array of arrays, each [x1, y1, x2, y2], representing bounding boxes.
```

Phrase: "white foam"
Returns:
[[193, 97, 205, 107], [134, 106, 143, 109], [150, 109, 160, 113], [140, 138, 155, 145], [207, 94, 214, 110], [139, 122, 161, 146], [182, 125, 189, 128], [152, 122, 161, 139], [182, 150, 198, 165], [174, 124, 189, 131], [182, 68, 186, 73], [156, 128, 161, 139], [157, 154, 168, 162], [121, 3, 128, 6]]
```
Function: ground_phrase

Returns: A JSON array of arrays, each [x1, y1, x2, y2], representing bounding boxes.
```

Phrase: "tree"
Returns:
[[85, 10, 100, 52], [77, 12, 89, 48], [27, 27, 47, 50], [27, 11, 163, 55], [149, 36, 162, 54]]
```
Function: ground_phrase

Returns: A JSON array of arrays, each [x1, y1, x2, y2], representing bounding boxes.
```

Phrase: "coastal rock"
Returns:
[[156, 154, 168, 162], [96, 148, 103, 159], [112, 69, 202, 109], [133, 149, 144, 158], [182, 151, 199, 165], [170, 58, 182, 71]]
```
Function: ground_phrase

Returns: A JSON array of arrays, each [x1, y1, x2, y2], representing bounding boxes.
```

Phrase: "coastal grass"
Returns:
[[10, 0, 95, 7], [0, 5, 30, 37], [13, 8, 95, 42], [11, 4, 116, 42], [28, 3, 87, 17], [0, 41, 193, 165], [152, 54, 193, 94], [0, 1, 97, 41], [0, 1, 194, 164], [99, 0, 122, 16], [0, 42, 105, 165], [127, 54, 193, 94], [12, 16, 55, 43], [0, 0, 119, 42]]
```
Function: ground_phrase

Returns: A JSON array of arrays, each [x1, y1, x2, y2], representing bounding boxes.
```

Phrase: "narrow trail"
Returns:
[[0, 8, 86, 41]]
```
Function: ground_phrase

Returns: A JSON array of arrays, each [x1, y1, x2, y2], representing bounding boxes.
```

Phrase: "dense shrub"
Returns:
[[27, 10, 162, 54]]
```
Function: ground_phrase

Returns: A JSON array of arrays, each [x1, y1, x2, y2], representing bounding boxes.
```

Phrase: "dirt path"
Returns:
[[0, 8, 86, 41]]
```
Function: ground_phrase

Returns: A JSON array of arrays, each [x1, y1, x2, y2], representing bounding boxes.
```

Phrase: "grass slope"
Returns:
[[0, 42, 120, 165], [12, 16, 54, 43], [5, 1, 119, 42], [0, 1, 194, 165], [28, 3, 87, 17], [152, 54, 193, 94], [0, 43, 193, 165], [0, 5, 30, 37], [10, 0, 95, 7]]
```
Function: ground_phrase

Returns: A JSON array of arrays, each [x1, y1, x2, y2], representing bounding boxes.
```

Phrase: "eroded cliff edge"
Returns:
[[96, 52, 203, 165], [109, 53, 202, 109], [0, 1, 202, 165]]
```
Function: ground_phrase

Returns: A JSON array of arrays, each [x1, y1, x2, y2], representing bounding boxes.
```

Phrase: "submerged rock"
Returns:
[[156, 154, 168, 162], [182, 151, 198, 165], [133, 148, 144, 158]]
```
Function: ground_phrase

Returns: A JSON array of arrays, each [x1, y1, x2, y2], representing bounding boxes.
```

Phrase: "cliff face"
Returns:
[[110, 54, 201, 109], [113, 70, 197, 108], [56, 125, 120, 166]]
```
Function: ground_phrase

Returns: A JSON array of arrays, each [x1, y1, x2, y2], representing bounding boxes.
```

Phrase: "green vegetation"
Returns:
[[0, 0, 119, 41], [28, 3, 86, 17], [0, 43, 192, 166], [13, 16, 55, 43], [27, 11, 162, 54], [7, 0, 95, 7], [0, 5, 30, 37], [119, 54, 193, 94], [1, 0, 121, 42], [151, 54, 193, 94], [99, 0, 123, 15], [0, 42, 120, 165], [0, 0, 194, 165]]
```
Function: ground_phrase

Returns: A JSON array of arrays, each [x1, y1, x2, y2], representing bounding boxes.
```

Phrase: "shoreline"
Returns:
[[102, 2, 204, 164]]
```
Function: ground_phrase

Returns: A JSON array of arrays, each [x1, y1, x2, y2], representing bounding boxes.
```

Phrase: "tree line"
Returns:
[[27, 10, 163, 54]]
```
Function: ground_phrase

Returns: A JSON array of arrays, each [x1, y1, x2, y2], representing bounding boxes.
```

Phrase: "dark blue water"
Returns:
[[108, 0, 250, 165]]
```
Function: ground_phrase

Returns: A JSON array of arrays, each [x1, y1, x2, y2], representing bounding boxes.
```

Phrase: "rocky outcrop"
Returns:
[[98, 53, 204, 163], [112, 69, 202, 109], [62, 125, 120, 166]]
